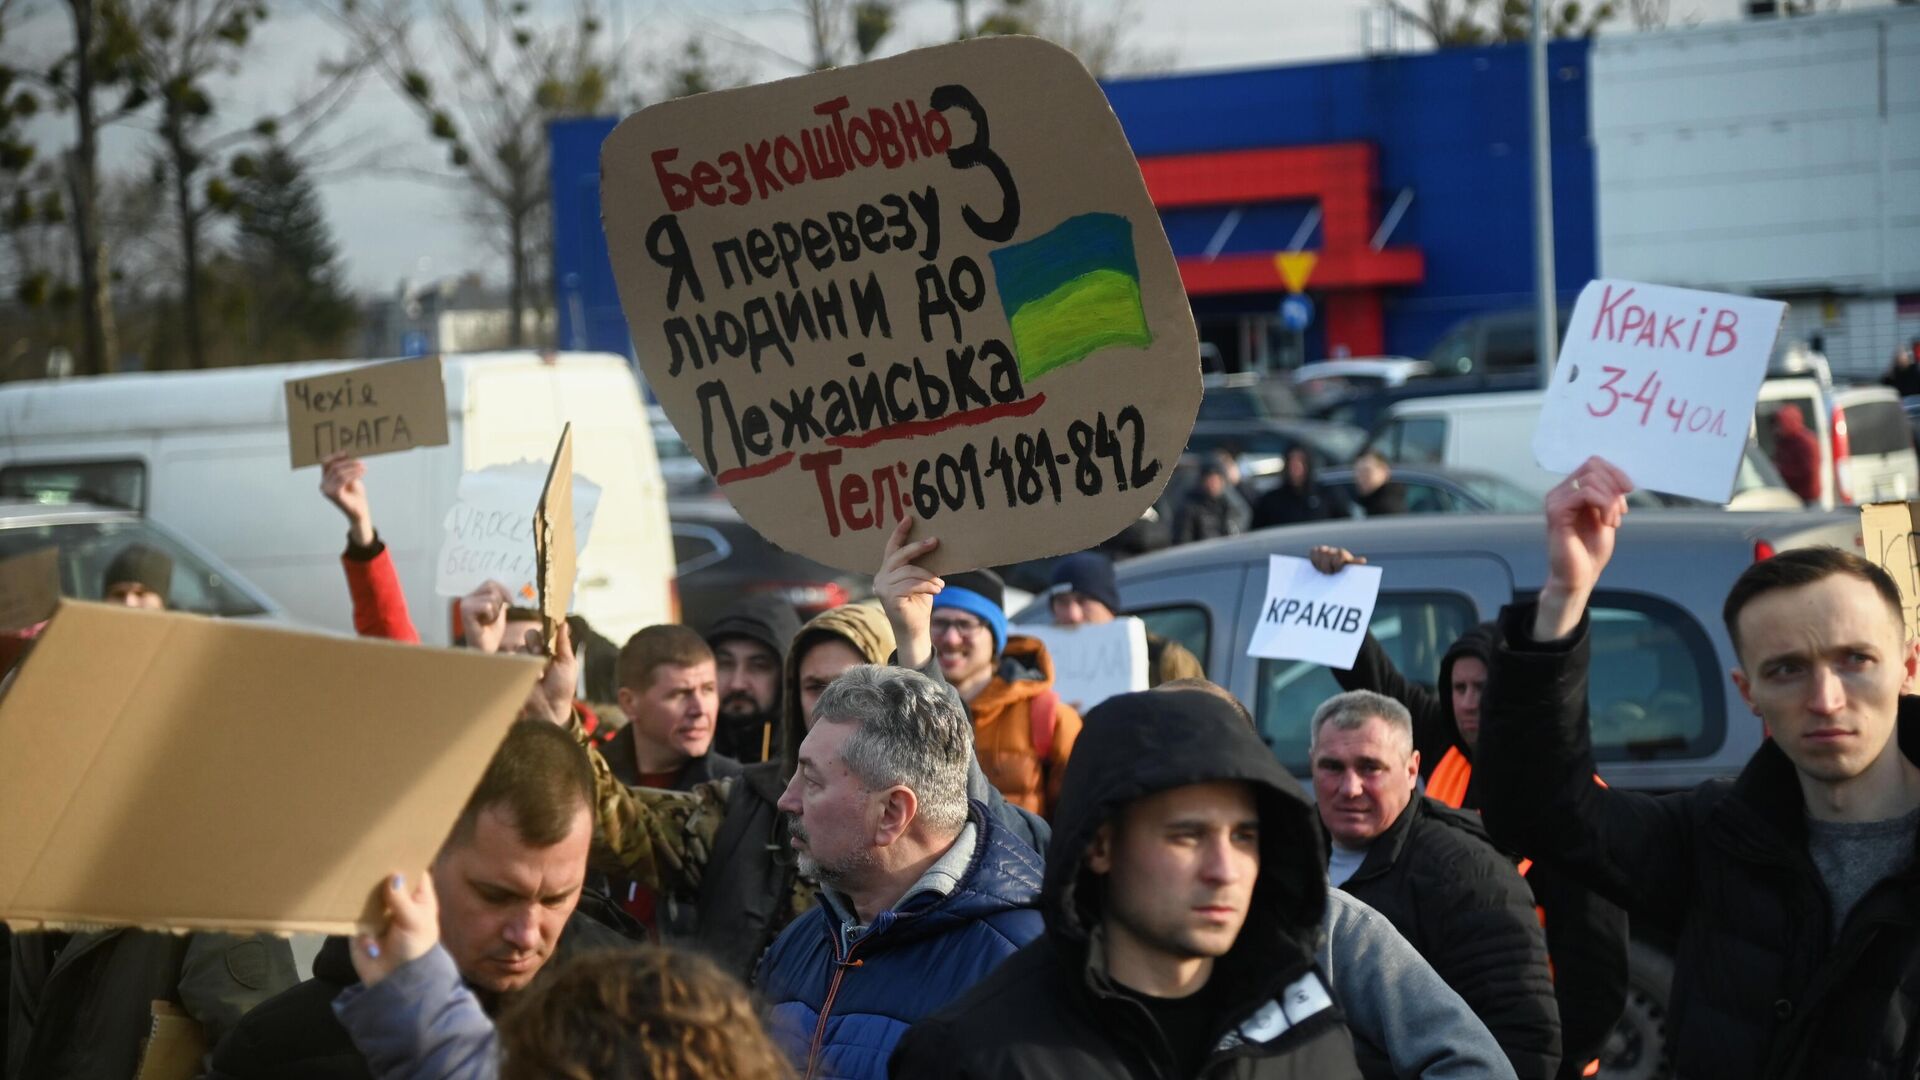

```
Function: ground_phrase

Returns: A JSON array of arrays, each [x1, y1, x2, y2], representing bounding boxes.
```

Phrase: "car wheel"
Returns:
[[1600, 940, 1674, 1080]]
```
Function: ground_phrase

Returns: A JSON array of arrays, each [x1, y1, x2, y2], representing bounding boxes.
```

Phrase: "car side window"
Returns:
[[1131, 604, 1210, 678], [1844, 400, 1911, 457], [1255, 593, 1478, 775], [0, 460, 147, 512], [1587, 595, 1723, 761], [1395, 418, 1446, 464]]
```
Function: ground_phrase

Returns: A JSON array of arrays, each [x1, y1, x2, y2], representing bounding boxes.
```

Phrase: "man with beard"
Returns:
[[704, 596, 801, 764]]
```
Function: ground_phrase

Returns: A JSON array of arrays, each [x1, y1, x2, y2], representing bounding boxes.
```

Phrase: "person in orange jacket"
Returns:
[[930, 567, 1081, 818]]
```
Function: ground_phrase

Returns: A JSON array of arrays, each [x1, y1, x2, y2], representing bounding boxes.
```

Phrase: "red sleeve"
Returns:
[[342, 542, 421, 644]]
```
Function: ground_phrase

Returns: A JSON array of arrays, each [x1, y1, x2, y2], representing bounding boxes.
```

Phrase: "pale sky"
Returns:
[[20, 0, 1774, 295]]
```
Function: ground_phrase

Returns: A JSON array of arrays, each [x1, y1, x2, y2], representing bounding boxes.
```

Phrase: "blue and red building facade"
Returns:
[[550, 38, 1596, 371]]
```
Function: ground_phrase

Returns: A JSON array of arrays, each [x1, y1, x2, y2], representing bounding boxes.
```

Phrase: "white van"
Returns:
[[1365, 390, 1804, 510], [0, 352, 674, 646], [1753, 379, 1919, 509]]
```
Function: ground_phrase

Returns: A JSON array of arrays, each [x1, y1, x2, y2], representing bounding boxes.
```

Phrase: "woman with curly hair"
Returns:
[[335, 871, 790, 1080], [500, 948, 790, 1080]]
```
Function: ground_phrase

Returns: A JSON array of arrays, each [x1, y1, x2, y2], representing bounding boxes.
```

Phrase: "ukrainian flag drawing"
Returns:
[[989, 212, 1153, 383]]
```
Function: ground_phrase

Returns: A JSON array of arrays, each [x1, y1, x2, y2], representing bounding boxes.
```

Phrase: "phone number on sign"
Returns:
[[803, 406, 1161, 537]]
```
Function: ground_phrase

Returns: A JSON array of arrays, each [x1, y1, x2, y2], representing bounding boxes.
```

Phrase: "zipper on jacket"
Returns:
[[803, 941, 867, 1080]]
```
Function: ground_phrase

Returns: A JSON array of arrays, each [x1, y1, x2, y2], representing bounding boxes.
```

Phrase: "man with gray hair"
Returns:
[[1311, 689, 1562, 1080], [758, 663, 1044, 1080]]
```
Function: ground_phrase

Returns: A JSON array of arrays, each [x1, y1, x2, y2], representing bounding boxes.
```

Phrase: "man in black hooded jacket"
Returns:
[[1312, 544, 1629, 1078], [704, 596, 802, 764], [889, 689, 1363, 1079]]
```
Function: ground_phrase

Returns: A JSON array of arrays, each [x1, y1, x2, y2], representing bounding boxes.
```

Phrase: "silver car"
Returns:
[[1015, 507, 1861, 1079], [0, 500, 283, 619]]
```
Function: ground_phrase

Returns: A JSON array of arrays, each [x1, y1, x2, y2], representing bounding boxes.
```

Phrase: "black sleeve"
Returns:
[[1477, 602, 1700, 936], [889, 1018, 976, 1080], [342, 530, 385, 561], [1333, 631, 1452, 774], [1424, 846, 1563, 1080], [1526, 861, 1630, 1067]]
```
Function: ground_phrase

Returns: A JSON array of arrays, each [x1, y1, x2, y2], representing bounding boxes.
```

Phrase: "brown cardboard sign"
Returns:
[[602, 36, 1201, 574], [0, 602, 542, 934], [534, 423, 576, 654], [283, 356, 451, 469], [0, 546, 59, 632], [1862, 500, 1920, 641]]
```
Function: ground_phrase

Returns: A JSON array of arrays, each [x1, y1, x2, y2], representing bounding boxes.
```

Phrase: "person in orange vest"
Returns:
[[1311, 544, 1628, 1080], [930, 568, 1082, 819]]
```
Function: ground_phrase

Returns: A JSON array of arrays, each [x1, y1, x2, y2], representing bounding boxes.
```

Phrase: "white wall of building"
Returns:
[[1592, 7, 1920, 378]]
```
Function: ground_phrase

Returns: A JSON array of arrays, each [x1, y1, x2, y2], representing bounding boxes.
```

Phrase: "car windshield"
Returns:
[[1458, 474, 1541, 512], [0, 518, 268, 617], [1197, 381, 1305, 421]]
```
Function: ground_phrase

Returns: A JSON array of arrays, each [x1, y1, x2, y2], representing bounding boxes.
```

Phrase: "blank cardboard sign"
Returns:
[[284, 355, 451, 469], [602, 37, 1201, 574], [0, 602, 541, 935], [535, 423, 576, 653]]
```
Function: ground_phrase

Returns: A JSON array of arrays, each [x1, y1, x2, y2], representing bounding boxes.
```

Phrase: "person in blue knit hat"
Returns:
[[932, 567, 1082, 820], [1048, 551, 1206, 689]]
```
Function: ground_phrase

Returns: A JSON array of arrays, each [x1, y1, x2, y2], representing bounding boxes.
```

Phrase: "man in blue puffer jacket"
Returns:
[[757, 661, 1043, 1080]]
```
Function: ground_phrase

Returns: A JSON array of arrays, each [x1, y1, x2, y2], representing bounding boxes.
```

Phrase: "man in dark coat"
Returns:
[[206, 722, 632, 1079], [757, 664, 1044, 1080], [1310, 544, 1630, 1078], [1253, 447, 1353, 529], [705, 595, 801, 763], [1312, 689, 1561, 1080], [1175, 463, 1240, 544], [890, 688, 1366, 1079], [1478, 456, 1920, 1080], [1350, 452, 1407, 517]]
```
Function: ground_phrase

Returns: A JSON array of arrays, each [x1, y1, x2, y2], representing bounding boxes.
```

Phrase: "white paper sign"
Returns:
[[435, 462, 604, 601], [1246, 555, 1382, 668], [1533, 279, 1786, 503], [1021, 618, 1149, 712]]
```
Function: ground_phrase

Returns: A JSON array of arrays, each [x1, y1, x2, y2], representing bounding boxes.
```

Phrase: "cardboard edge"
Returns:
[[5, 914, 349, 937]]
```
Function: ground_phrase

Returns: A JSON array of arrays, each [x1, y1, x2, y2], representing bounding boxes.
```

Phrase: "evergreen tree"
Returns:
[[229, 145, 354, 358]]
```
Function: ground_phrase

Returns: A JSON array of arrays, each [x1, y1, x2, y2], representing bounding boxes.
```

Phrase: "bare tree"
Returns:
[[1624, 0, 1670, 30], [0, 0, 156, 374], [128, 0, 366, 368], [319, 0, 626, 348]]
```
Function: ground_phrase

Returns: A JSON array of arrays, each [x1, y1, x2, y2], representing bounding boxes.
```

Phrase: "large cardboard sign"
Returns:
[[1862, 501, 1920, 641], [284, 356, 451, 469], [534, 424, 576, 653], [1534, 280, 1786, 503], [436, 461, 603, 602], [1021, 617, 1148, 712], [602, 37, 1201, 574], [0, 547, 59, 632], [0, 602, 541, 934], [1246, 555, 1382, 669]]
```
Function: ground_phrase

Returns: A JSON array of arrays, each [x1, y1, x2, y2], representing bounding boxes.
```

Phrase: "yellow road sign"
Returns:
[[1274, 251, 1317, 294]]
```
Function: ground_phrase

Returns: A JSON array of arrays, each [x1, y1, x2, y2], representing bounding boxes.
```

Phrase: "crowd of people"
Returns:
[[7, 447, 1920, 1079]]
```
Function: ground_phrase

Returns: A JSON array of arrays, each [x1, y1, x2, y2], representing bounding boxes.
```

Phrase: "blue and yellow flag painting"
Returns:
[[989, 212, 1153, 383]]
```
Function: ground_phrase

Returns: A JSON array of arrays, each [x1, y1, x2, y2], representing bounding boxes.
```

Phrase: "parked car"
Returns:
[[649, 404, 715, 497], [1197, 372, 1308, 421], [0, 500, 283, 620], [1290, 358, 1432, 414], [1754, 380, 1917, 508], [1366, 389, 1805, 511], [1183, 419, 1368, 483], [1012, 507, 1861, 1080], [668, 499, 869, 631], [1421, 306, 1573, 377], [1311, 463, 1541, 515], [1310, 371, 1545, 430]]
